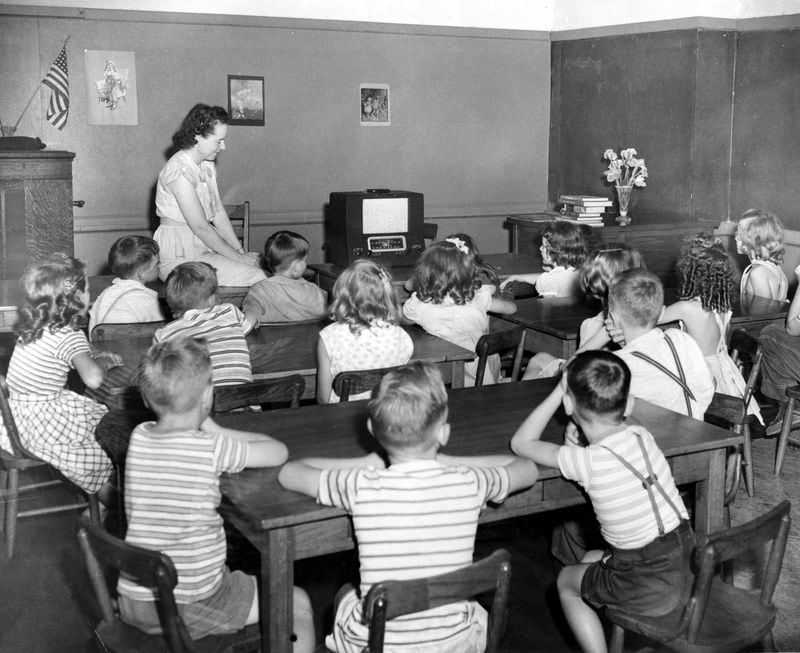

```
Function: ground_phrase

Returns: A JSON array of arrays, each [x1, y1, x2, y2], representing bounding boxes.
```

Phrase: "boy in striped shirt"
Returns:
[[154, 261, 253, 386], [118, 337, 315, 650], [278, 361, 537, 652], [511, 351, 695, 653]]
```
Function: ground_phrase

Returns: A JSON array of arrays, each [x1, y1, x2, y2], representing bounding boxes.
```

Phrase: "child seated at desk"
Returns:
[[403, 238, 516, 386], [155, 261, 253, 387], [511, 351, 695, 653], [317, 259, 413, 403], [499, 221, 590, 298], [242, 230, 327, 327], [736, 209, 788, 301], [278, 361, 537, 652], [118, 336, 314, 650], [89, 235, 164, 334]]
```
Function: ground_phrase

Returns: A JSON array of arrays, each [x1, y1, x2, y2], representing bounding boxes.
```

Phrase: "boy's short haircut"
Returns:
[[140, 336, 213, 414], [165, 262, 218, 317], [264, 231, 310, 274], [109, 236, 159, 278], [368, 361, 448, 451], [608, 268, 663, 328], [565, 350, 631, 421]]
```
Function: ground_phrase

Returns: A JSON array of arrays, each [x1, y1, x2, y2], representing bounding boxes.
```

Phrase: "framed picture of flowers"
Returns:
[[227, 75, 265, 126]]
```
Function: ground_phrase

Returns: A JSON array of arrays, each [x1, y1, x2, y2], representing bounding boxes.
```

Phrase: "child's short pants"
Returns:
[[119, 567, 255, 640], [581, 520, 696, 617]]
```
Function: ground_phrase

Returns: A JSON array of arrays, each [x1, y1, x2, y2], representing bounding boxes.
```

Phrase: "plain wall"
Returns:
[[1, 8, 550, 273]]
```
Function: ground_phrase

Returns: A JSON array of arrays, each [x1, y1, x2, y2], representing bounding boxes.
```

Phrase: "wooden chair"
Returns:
[[0, 374, 100, 558], [225, 201, 251, 253], [332, 366, 405, 402], [606, 499, 791, 653], [363, 548, 512, 653], [474, 327, 526, 387], [775, 384, 800, 476], [77, 520, 260, 653], [212, 375, 305, 413], [90, 320, 167, 343]]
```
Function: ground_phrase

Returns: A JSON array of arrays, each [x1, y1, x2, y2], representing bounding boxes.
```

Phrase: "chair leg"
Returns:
[[762, 629, 776, 651], [88, 494, 101, 525], [741, 423, 754, 497], [5, 468, 19, 558], [775, 396, 795, 475], [609, 623, 625, 653], [0, 469, 7, 530]]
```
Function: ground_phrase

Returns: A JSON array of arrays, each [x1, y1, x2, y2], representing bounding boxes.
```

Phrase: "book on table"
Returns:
[[558, 195, 613, 206], [555, 215, 604, 227]]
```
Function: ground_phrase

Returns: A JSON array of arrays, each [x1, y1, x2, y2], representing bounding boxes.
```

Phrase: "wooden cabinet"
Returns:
[[0, 151, 75, 280], [506, 214, 729, 286]]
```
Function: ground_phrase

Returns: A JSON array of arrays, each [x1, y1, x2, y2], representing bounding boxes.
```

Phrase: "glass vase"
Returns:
[[615, 184, 633, 225]]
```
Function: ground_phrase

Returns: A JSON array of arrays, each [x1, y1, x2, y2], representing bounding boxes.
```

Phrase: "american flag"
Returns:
[[43, 45, 69, 130]]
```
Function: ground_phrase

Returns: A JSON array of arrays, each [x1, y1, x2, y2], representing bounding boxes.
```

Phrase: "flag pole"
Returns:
[[12, 35, 70, 132]]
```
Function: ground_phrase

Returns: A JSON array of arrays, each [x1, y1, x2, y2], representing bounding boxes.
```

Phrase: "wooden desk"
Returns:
[[0, 276, 249, 333], [497, 292, 789, 359], [216, 379, 739, 652], [308, 252, 540, 298], [89, 322, 475, 408]]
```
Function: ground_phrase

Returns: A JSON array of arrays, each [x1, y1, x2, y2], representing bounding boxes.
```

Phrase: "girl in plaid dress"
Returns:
[[0, 254, 120, 503]]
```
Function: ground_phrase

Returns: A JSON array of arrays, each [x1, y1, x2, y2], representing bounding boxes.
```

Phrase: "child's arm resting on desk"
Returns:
[[278, 453, 385, 497], [73, 350, 123, 390], [510, 382, 564, 469], [499, 273, 541, 291], [201, 416, 289, 467], [437, 452, 537, 494]]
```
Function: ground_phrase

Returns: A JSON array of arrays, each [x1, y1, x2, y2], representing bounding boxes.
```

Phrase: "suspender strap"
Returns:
[[601, 433, 685, 536], [631, 333, 695, 417]]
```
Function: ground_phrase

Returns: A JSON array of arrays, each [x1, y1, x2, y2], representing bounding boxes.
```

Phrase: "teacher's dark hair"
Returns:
[[172, 104, 229, 150]]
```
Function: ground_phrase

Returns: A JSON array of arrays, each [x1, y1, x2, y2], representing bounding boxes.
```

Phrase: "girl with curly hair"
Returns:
[[736, 209, 788, 300], [499, 221, 591, 297], [0, 254, 121, 506], [403, 238, 516, 386], [317, 259, 413, 403], [661, 235, 761, 422]]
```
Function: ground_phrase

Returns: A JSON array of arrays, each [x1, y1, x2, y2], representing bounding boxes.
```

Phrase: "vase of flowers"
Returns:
[[603, 148, 647, 226]]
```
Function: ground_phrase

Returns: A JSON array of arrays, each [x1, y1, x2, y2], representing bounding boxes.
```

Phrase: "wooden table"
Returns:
[[308, 252, 541, 299], [216, 378, 739, 652], [89, 321, 475, 408], [496, 292, 789, 359], [0, 276, 249, 333]]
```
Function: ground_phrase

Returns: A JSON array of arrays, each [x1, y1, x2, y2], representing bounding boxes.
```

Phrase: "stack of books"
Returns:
[[556, 195, 613, 227]]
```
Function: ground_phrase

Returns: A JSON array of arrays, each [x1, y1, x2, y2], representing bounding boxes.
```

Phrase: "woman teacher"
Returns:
[[153, 104, 266, 286]]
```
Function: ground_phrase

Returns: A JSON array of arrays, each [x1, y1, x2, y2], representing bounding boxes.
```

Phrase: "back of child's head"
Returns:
[[564, 350, 631, 422], [140, 336, 212, 415], [608, 268, 663, 329], [580, 243, 647, 300], [17, 253, 88, 344], [541, 222, 590, 268], [443, 232, 499, 284], [109, 235, 159, 278], [412, 239, 480, 304], [264, 230, 309, 274], [368, 361, 448, 452], [737, 209, 784, 263], [165, 262, 218, 318], [677, 234, 734, 313], [329, 258, 401, 333]]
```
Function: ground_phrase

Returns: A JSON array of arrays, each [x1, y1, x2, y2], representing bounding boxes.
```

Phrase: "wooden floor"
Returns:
[[1, 437, 798, 652]]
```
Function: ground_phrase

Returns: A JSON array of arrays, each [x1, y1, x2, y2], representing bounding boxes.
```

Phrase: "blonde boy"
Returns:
[[511, 351, 694, 653], [117, 337, 314, 650], [279, 361, 537, 652]]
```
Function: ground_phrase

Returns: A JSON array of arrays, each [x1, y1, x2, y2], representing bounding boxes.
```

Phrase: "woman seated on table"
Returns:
[[153, 103, 266, 287]]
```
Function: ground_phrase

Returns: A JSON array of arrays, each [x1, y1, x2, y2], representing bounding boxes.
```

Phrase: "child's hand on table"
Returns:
[[94, 350, 123, 370]]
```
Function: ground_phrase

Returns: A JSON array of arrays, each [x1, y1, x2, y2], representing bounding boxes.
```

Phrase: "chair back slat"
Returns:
[[213, 375, 305, 413], [364, 548, 512, 653], [0, 374, 38, 459], [91, 321, 167, 344], [333, 366, 404, 402], [475, 326, 525, 387], [224, 201, 250, 252]]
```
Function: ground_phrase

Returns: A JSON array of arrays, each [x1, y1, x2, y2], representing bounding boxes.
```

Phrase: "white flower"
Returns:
[[603, 147, 648, 188]]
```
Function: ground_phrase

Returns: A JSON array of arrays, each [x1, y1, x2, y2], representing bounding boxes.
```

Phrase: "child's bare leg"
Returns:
[[523, 352, 559, 380], [96, 480, 117, 508], [557, 557, 607, 653], [245, 580, 315, 653]]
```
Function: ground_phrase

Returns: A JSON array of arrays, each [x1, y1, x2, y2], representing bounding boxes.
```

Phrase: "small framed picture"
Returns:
[[227, 75, 265, 126], [360, 84, 390, 126]]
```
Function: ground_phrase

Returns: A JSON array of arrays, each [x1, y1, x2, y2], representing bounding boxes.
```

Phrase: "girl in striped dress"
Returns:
[[0, 254, 120, 504]]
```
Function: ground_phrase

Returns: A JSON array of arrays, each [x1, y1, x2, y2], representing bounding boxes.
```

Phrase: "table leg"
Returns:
[[450, 361, 465, 388], [260, 528, 295, 652], [693, 448, 726, 536]]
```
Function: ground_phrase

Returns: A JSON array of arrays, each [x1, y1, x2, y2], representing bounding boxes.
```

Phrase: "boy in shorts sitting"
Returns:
[[117, 336, 314, 650], [511, 350, 695, 653]]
